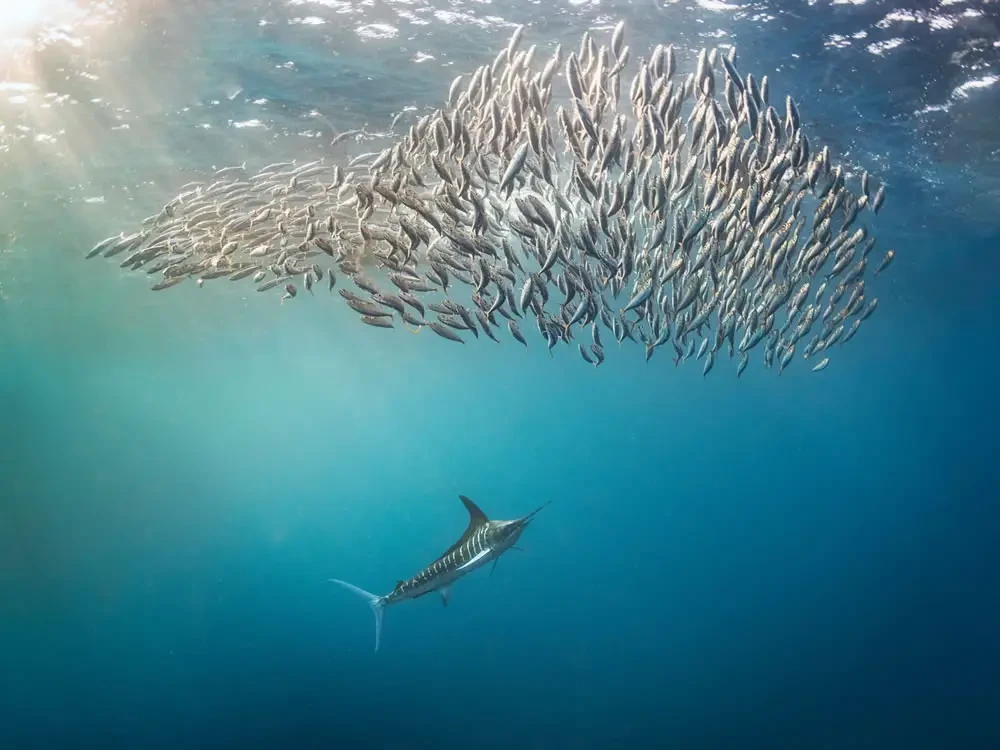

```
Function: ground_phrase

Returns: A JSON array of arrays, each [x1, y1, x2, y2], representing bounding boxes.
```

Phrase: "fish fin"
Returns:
[[459, 495, 489, 525], [490, 558, 499, 577], [329, 579, 386, 653], [457, 548, 492, 571], [440, 587, 451, 607], [431, 496, 492, 563]]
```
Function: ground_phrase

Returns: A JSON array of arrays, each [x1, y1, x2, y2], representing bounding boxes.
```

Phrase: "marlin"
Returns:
[[331, 495, 549, 652]]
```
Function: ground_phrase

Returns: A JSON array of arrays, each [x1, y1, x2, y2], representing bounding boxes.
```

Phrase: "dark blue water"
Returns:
[[2, 1, 999, 748]]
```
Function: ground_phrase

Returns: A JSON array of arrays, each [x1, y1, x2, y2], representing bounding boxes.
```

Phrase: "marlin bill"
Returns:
[[331, 495, 549, 652]]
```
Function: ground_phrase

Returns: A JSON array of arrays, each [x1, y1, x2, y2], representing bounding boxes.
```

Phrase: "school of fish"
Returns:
[[87, 22, 894, 376]]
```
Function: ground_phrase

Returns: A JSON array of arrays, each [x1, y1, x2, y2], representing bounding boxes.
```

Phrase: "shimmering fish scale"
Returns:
[[92, 21, 889, 378]]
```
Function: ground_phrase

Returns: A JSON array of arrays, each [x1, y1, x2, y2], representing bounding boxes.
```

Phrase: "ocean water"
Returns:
[[2, 1, 999, 748]]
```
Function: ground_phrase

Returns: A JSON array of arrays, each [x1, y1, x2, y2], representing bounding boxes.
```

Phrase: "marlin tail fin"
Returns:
[[330, 579, 386, 653]]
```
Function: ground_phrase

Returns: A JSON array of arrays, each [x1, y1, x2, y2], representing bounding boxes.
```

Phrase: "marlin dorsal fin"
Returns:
[[433, 496, 490, 564], [459, 495, 489, 526]]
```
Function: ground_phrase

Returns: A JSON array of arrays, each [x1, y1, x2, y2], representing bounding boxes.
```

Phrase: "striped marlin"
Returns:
[[331, 495, 549, 652]]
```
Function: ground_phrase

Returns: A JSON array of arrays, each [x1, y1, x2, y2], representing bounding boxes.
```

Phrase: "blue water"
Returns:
[[2, 1, 999, 748]]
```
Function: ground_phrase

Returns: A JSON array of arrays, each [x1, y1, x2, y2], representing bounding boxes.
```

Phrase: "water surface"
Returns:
[[2, 1, 999, 748]]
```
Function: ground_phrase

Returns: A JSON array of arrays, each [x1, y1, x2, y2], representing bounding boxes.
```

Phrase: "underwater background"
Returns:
[[2, 0, 999, 748]]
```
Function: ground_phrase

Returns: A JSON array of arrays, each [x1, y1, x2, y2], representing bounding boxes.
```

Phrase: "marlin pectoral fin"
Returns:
[[458, 548, 491, 571], [440, 586, 452, 607]]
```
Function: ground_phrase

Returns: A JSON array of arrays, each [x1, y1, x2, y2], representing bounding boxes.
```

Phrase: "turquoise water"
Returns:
[[2, 1, 999, 748]]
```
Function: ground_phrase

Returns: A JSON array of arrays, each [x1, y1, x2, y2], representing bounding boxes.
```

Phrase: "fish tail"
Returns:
[[330, 579, 386, 653]]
